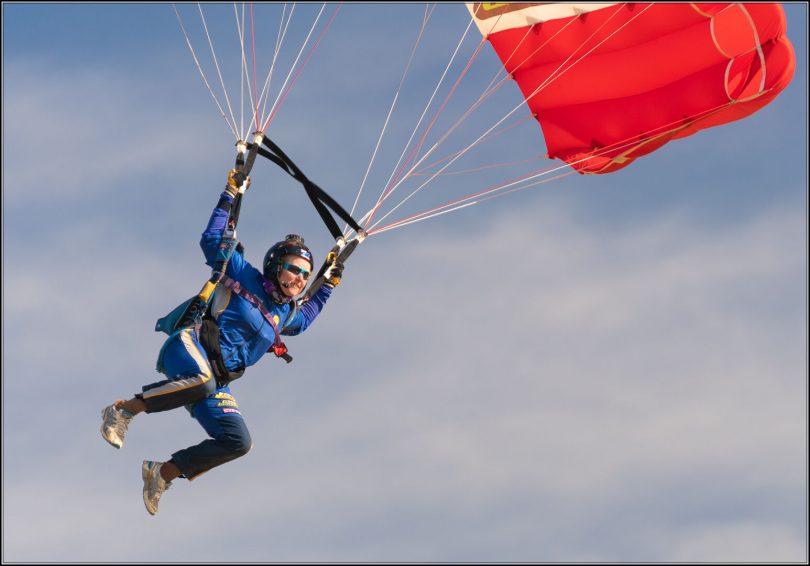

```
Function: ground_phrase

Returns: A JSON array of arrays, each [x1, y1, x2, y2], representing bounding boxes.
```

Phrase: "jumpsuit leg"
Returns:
[[169, 385, 252, 480], [141, 328, 217, 413]]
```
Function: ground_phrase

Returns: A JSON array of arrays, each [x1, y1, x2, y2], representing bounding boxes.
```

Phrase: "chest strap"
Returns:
[[220, 276, 293, 363]]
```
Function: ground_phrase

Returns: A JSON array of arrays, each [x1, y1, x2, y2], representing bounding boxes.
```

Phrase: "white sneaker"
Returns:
[[100, 404, 133, 449], [142, 460, 171, 515]]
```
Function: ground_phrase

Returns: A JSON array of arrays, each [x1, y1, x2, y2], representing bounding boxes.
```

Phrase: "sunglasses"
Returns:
[[281, 262, 311, 280]]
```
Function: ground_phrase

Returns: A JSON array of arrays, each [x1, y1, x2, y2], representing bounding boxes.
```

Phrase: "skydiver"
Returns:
[[99, 169, 344, 515]]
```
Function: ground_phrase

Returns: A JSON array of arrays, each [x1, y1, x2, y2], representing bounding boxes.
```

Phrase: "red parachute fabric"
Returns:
[[468, 3, 795, 174]]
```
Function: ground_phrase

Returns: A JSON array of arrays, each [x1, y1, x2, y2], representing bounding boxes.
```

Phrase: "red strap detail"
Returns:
[[220, 276, 291, 361]]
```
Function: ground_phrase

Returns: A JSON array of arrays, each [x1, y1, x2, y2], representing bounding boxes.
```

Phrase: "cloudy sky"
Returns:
[[3, 2, 807, 562]]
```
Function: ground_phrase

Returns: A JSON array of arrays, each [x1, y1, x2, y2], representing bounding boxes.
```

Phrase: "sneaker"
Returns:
[[142, 460, 171, 515], [100, 403, 133, 449]]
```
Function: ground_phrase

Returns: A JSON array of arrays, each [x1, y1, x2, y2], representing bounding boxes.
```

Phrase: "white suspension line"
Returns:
[[370, 202, 478, 236], [365, 85, 529, 233], [430, 9, 575, 145], [524, 4, 652, 106], [480, 23, 533, 94], [345, 141, 441, 240], [364, 19, 492, 232], [233, 3, 249, 139], [172, 4, 239, 140], [197, 3, 240, 140], [368, 4, 652, 232], [386, 11, 523, 185], [390, 34, 495, 183], [403, 10, 565, 179], [412, 12, 521, 165], [370, 7, 471, 221], [349, 91, 400, 230], [411, 3, 615, 176], [370, 10, 519, 218], [261, 3, 327, 132], [415, 114, 535, 175], [421, 5, 583, 154], [374, 93, 725, 236], [347, 3, 436, 235], [234, 2, 270, 136], [369, 5, 740, 236], [372, 162, 575, 235], [415, 153, 545, 177], [256, 3, 296, 133]]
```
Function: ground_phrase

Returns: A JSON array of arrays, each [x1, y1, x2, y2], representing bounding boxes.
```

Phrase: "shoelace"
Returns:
[[151, 479, 170, 499], [112, 410, 132, 439]]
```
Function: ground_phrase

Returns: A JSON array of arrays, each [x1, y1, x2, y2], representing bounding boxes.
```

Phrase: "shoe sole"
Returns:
[[142, 461, 158, 516], [101, 427, 123, 449]]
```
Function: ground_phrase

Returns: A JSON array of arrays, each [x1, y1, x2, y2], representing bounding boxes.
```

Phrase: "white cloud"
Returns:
[[3, 145, 806, 564], [666, 522, 807, 562], [26, 198, 802, 561], [3, 60, 223, 206]]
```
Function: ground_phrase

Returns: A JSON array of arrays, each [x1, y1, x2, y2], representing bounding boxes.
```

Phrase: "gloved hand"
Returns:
[[226, 168, 250, 198], [322, 252, 344, 288]]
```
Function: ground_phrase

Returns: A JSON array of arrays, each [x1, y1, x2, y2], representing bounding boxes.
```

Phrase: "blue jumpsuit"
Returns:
[[140, 191, 333, 480]]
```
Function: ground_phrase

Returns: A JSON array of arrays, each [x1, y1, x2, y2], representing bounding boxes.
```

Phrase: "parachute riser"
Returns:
[[171, 133, 264, 331], [250, 135, 368, 299], [256, 137, 365, 242], [228, 131, 265, 237], [303, 231, 365, 301]]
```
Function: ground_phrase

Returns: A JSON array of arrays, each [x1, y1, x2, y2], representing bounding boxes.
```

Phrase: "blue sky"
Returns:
[[3, 2, 807, 562]]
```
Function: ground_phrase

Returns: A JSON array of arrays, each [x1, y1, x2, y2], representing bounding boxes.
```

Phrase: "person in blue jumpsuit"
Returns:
[[100, 169, 344, 515]]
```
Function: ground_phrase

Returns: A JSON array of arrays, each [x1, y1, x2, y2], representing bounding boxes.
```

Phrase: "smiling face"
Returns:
[[276, 254, 313, 297]]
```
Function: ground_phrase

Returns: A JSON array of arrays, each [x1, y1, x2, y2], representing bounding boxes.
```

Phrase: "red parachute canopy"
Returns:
[[468, 3, 795, 174]]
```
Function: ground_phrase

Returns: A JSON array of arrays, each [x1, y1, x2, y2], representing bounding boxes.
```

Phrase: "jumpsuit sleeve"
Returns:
[[199, 191, 247, 277], [281, 285, 333, 336]]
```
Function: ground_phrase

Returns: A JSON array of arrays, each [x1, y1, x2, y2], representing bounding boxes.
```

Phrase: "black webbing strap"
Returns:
[[303, 236, 362, 301], [171, 137, 260, 332], [257, 137, 363, 241], [198, 314, 246, 386], [229, 137, 261, 231]]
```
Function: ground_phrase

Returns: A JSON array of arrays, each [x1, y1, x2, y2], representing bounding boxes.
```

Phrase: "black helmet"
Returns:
[[263, 234, 314, 280]]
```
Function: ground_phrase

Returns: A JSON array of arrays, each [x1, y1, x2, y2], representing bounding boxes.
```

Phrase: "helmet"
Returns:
[[263, 234, 314, 281]]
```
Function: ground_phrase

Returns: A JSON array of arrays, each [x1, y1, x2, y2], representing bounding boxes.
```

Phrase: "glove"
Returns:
[[322, 252, 344, 288], [226, 168, 250, 198]]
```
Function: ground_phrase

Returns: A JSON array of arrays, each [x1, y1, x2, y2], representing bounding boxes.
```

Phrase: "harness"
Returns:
[[156, 274, 293, 387], [218, 275, 293, 363], [156, 132, 364, 383], [199, 274, 293, 386]]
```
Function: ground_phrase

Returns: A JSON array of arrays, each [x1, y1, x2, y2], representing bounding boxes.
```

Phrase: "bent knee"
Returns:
[[233, 436, 252, 457], [218, 417, 252, 457], [224, 433, 251, 457]]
